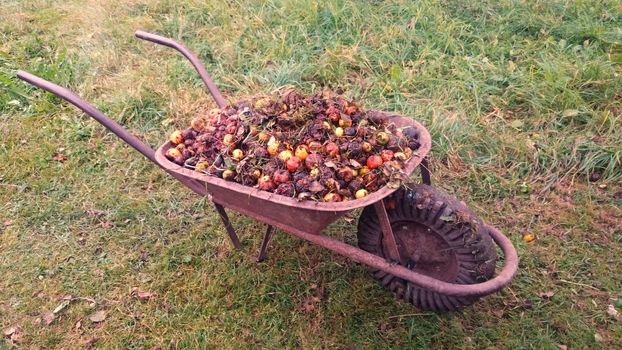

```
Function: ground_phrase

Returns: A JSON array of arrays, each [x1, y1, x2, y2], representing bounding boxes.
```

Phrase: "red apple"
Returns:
[[305, 153, 323, 170], [257, 176, 276, 191], [381, 150, 394, 162], [366, 155, 383, 169], [273, 169, 291, 184], [323, 193, 342, 202], [337, 166, 354, 182], [308, 141, 323, 153], [325, 142, 340, 157], [286, 156, 301, 172]]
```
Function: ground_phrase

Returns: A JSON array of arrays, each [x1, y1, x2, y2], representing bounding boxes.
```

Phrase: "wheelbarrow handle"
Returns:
[[17, 70, 157, 162], [15, 70, 208, 196], [135, 30, 227, 109]]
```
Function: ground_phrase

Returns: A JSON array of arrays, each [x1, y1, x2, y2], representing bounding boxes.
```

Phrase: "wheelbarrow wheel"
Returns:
[[357, 184, 497, 311]]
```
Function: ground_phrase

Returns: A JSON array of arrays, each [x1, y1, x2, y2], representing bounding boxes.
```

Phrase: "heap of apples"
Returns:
[[164, 89, 421, 202]]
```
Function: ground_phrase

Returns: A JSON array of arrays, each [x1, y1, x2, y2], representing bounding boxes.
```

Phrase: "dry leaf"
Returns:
[[300, 296, 321, 313], [342, 213, 355, 224], [3, 326, 20, 342], [43, 312, 55, 326], [3, 220, 13, 226], [387, 178, 402, 189], [161, 118, 175, 126], [139, 251, 149, 261], [525, 139, 536, 152], [324, 160, 337, 168], [349, 159, 362, 169], [82, 336, 98, 348], [3, 326, 17, 336], [75, 320, 82, 330], [539, 291, 555, 299], [131, 287, 155, 300], [53, 300, 70, 314], [300, 297, 316, 313], [10, 332, 21, 342], [558, 345, 568, 350], [308, 181, 325, 193], [607, 304, 621, 321], [100, 221, 113, 228], [82, 203, 106, 217], [162, 302, 172, 312], [89, 311, 106, 323], [594, 332, 604, 342], [136, 291, 154, 300], [563, 109, 579, 118], [299, 284, 324, 313], [492, 309, 504, 318], [84, 296, 97, 307], [52, 154, 67, 162]]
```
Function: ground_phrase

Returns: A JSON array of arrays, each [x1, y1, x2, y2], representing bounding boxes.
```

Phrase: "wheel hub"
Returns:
[[384, 220, 458, 282]]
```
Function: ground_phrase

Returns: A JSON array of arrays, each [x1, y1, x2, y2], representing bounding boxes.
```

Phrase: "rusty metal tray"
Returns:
[[154, 113, 431, 234]]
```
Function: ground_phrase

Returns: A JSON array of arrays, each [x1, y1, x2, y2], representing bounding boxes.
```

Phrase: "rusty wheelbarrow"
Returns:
[[17, 31, 518, 311]]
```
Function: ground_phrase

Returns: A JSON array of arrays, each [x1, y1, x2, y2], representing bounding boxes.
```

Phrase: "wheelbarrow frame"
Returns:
[[16, 30, 518, 299]]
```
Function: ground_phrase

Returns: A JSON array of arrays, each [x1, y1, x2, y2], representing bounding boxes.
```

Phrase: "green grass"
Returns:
[[1, 0, 622, 348]]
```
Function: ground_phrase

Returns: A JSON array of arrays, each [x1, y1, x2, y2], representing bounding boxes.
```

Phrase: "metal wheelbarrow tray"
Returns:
[[17, 31, 518, 312], [155, 112, 431, 235]]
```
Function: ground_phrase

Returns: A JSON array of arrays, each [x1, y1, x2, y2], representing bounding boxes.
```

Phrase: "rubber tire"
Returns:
[[357, 184, 497, 311]]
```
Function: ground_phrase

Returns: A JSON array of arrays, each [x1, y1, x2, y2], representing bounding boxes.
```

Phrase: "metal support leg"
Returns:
[[373, 201, 402, 263], [213, 202, 242, 250], [420, 157, 431, 185], [256, 225, 274, 262]]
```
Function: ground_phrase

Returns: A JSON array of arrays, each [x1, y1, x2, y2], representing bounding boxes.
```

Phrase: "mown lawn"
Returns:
[[1, 0, 621, 349]]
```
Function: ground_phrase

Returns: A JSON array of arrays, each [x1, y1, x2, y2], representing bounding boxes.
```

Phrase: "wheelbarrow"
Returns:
[[17, 31, 518, 311]]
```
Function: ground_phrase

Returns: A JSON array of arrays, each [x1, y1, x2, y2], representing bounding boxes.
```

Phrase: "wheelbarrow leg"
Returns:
[[373, 201, 402, 263], [420, 157, 431, 185], [256, 225, 274, 262], [213, 202, 242, 250]]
